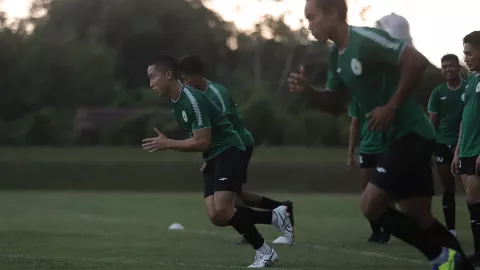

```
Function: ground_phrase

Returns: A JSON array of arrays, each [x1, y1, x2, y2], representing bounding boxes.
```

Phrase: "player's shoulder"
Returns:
[[182, 85, 209, 108], [208, 81, 230, 94], [351, 26, 390, 40], [432, 83, 447, 93], [351, 25, 403, 49]]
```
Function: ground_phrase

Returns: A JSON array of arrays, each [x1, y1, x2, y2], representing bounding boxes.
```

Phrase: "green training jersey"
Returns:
[[348, 99, 384, 154], [170, 84, 245, 161], [427, 80, 466, 145], [459, 73, 480, 158], [205, 81, 255, 147], [326, 26, 435, 145]]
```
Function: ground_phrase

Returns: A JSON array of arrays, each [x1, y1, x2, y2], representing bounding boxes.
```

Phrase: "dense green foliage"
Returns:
[[0, 0, 446, 146]]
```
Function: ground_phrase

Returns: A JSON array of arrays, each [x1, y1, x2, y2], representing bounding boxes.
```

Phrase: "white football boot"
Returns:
[[272, 205, 294, 246], [248, 247, 279, 268]]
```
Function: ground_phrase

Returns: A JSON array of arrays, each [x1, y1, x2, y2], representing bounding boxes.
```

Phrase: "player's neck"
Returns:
[[199, 78, 208, 92], [169, 80, 183, 102], [330, 22, 349, 51], [446, 77, 461, 90]]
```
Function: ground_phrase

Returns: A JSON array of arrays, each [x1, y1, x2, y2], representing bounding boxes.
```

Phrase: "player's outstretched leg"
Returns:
[[235, 193, 295, 245], [205, 191, 278, 268], [361, 133, 473, 269], [236, 205, 294, 246], [361, 184, 473, 270], [239, 192, 295, 226]]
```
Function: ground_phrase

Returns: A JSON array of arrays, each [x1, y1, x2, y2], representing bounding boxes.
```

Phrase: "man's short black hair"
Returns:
[[314, 0, 348, 21], [441, 54, 460, 66], [149, 54, 180, 79], [464, 31, 480, 49], [178, 54, 204, 76]]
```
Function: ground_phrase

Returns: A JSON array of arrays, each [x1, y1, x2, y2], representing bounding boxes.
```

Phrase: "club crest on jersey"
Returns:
[[182, 111, 188, 122], [476, 82, 480, 93], [461, 93, 465, 101], [351, 58, 362, 76]]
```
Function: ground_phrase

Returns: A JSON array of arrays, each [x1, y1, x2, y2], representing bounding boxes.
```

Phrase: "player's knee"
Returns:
[[208, 211, 227, 226], [466, 185, 480, 205], [360, 194, 378, 220], [210, 206, 235, 226], [466, 196, 480, 205]]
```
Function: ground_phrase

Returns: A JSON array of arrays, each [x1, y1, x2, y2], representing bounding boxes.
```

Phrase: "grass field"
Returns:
[[0, 146, 348, 162], [0, 192, 474, 270]]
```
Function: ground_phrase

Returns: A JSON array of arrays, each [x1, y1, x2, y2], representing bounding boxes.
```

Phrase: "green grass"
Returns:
[[0, 147, 347, 162], [0, 192, 473, 269]]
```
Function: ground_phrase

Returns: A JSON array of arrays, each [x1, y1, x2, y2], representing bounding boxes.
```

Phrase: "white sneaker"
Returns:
[[247, 248, 279, 268], [272, 205, 294, 246]]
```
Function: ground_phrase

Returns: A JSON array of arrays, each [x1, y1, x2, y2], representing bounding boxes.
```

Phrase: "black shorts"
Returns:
[[371, 132, 435, 201], [241, 146, 254, 184], [459, 155, 480, 176], [434, 143, 455, 165], [359, 153, 382, 169], [203, 147, 245, 198]]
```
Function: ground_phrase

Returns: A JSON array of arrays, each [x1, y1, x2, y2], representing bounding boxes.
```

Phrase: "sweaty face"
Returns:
[[440, 60, 460, 80], [464, 43, 480, 72], [304, 0, 336, 43], [147, 65, 170, 96]]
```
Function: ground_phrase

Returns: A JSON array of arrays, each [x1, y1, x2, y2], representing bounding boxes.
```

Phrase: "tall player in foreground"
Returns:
[[288, 0, 473, 269], [178, 55, 295, 245], [427, 54, 466, 237], [142, 55, 293, 268], [452, 31, 480, 266]]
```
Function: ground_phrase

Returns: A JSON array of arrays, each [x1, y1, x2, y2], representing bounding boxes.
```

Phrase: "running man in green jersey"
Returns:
[[178, 54, 294, 246], [427, 54, 466, 237], [287, 1, 472, 269], [348, 99, 390, 244], [142, 55, 293, 268], [452, 31, 480, 266]]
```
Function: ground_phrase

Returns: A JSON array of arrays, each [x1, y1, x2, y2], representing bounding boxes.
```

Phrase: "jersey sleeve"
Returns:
[[427, 87, 440, 114], [354, 27, 406, 67], [187, 92, 211, 131], [348, 99, 359, 118], [326, 45, 345, 91]]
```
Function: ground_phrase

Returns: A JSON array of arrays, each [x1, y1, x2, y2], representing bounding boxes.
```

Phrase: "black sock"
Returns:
[[238, 206, 272, 225], [369, 220, 382, 234], [229, 207, 265, 250], [442, 192, 456, 231], [258, 197, 283, 210], [425, 219, 467, 260], [377, 208, 442, 260], [381, 203, 395, 237], [469, 203, 480, 254]]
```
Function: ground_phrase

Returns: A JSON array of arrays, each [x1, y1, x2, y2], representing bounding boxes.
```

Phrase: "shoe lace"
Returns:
[[275, 210, 292, 233]]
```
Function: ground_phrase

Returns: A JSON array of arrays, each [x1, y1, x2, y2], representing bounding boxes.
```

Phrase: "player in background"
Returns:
[[452, 31, 480, 266], [288, 0, 473, 269], [348, 99, 390, 244], [142, 55, 293, 268], [178, 54, 295, 245], [427, 54, 466, 237]]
